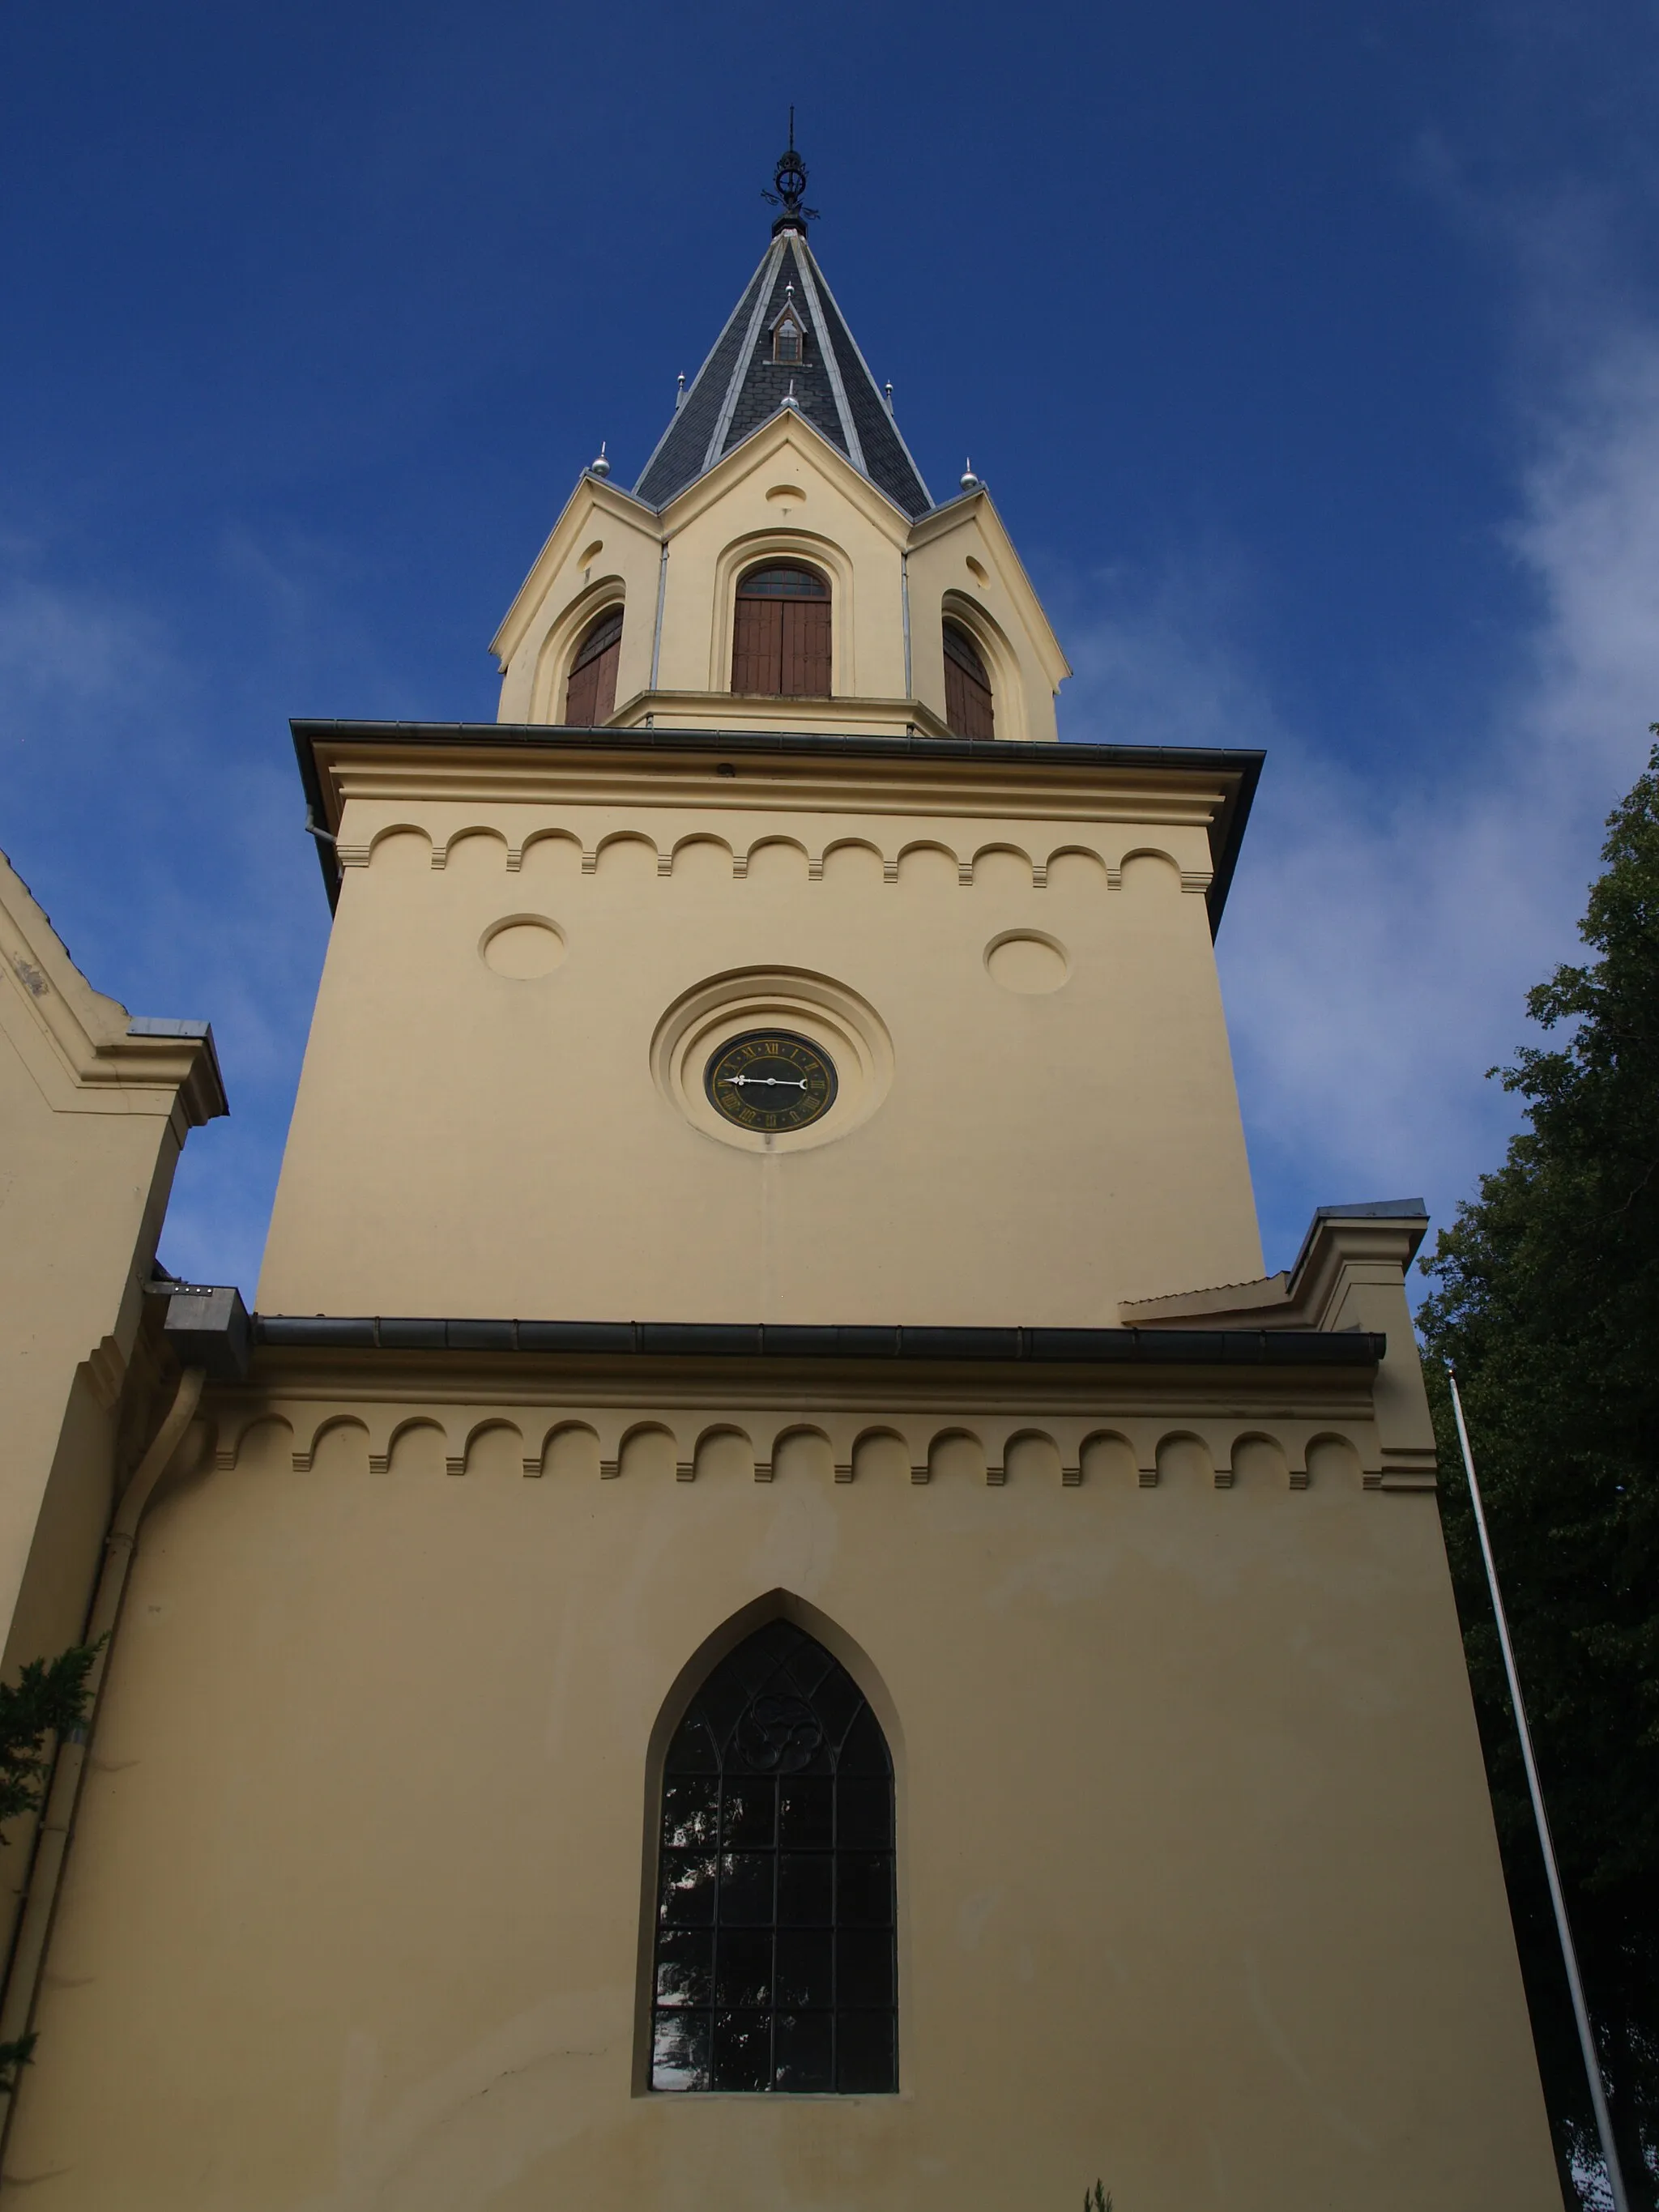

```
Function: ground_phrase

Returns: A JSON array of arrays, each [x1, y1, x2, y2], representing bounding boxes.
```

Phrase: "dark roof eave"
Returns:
[[250, 1315, 1380, 1368], [291, 719, 1265, 931]]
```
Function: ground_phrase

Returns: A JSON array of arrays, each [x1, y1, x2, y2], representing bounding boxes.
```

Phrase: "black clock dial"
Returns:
[[705, 1029, 837, 1133]]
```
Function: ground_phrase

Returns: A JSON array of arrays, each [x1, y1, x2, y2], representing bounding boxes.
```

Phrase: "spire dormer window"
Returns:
[[770, 287, 807, 368]]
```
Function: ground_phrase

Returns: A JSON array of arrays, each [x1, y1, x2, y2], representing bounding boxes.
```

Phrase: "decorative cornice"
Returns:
[[291, 719, 1262, 930], [0, 851, 227, 1127]]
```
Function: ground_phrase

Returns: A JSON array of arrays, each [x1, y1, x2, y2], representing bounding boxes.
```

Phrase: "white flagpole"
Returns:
[[1445, 1362, 1631, 2212]]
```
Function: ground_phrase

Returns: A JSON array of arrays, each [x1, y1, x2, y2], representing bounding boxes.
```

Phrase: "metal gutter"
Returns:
[[252, 1315, 1381, 1368], [290, 718, 1265, 929]]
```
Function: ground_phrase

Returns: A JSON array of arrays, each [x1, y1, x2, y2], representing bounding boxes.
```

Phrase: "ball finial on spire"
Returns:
[[960, 458, 981, 492], [591, 440, 611, 479]]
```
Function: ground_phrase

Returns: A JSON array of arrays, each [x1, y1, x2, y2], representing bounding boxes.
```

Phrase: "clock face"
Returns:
[[705, 1029, 837, 1133]]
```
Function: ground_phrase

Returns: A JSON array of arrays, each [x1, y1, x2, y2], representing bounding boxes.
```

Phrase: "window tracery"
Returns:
[[650, 1617, 897, 2095]]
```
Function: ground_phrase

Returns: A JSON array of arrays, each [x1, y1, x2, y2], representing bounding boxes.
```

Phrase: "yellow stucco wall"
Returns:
[[257, 750, 1261, 1324], [0, 856, 222, 1679], [2, 1385, 1556, 2210]]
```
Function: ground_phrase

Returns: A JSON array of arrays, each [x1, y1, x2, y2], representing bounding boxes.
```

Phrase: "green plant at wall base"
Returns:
[[1084, 2184, 1113, 2212], [0, 1643, 103, 2093]]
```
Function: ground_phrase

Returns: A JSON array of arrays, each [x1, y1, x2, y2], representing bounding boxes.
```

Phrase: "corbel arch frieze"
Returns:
[[669, 832, 736, 880], [738, 833, 811, 884], [291, 1413, 373, 1475], [433, 826, 510, 875], [1113, 843, 1212, 897], [460, 1417, 525, 1477], [1044, 844, 1111, 894], [967, 842, 1037, 891], [759, 1424, 834, 1485], [220, 1400, 1371, 1498], [529, 573, 627, 724], [516, 827, 586, 877], [347, 823, 434, 873], [212, 1410, 294, 1473], [690, 1425, 757, 1481], [525, 1419, 601, 1480], [590, 829, 667, 879], [706, 527, 858, 696]]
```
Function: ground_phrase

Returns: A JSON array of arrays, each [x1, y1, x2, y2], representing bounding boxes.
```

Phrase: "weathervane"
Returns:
[[763, 107, 818, 228]]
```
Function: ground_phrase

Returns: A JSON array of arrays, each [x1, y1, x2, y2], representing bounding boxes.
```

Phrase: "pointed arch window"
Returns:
[[731, 564, 831, 698], [650, 1617, 897, 2095], [561, 607, 623, 725], [943, 619, 995, 740]]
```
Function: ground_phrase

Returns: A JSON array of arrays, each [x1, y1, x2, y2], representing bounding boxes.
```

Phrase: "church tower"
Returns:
[[0, 142, 1560, 2210]]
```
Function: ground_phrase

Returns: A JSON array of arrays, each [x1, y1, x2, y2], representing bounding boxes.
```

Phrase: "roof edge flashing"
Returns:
[[249, 1315, 1382, 1369]]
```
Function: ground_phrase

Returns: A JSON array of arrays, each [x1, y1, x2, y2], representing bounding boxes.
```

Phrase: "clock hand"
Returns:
[[725, 1074, 808, 1089]]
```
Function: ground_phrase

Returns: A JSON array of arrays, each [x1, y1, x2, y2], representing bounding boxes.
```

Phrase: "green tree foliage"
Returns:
[[1419, 738, 1659, 2205], [0, 1643, 101, 2093]]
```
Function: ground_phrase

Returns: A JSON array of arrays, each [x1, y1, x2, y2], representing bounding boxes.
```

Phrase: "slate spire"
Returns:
[[633, 145, 933, 520]]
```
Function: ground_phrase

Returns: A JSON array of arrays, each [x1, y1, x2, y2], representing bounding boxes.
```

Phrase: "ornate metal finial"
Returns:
[[960, 458, 981, 491], [782, 378, 799, 411], [591, 440, 611, 479], [762, 107, 818, 229], [674, 373, 686, 411]]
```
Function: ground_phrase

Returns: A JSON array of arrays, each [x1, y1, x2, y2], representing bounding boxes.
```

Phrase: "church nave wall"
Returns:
[[7, 1355, 1542, 2212]]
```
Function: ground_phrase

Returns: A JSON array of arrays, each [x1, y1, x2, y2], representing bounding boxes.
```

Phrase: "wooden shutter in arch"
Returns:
[[943, 621, 994, 740], [731, 565, 830, 697], [562, 608, 623, 725], [731, 596, 784, 695], [782, 597, 831, 696]]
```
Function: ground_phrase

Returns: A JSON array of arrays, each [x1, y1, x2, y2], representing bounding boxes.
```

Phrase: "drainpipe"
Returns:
[[900, 552, 912, 700], [649, 540, 669, 694], [0, 1365, 207, 2142]]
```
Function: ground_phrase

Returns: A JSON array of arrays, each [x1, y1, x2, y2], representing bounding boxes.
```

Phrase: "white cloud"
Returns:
[[0, 549, 332, 1299], [1059, 304, 1659, 1272]]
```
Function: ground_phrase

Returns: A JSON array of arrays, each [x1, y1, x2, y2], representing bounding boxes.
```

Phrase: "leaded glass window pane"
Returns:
[[650, 1619, 898, 2094]]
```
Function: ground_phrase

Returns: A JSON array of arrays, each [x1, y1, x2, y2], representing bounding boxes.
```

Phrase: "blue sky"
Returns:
[[2, 0, 1657, 1301]]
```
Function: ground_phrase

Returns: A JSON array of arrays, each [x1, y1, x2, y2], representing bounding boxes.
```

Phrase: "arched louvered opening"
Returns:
[[731, 564, 830, 698], [943, 619, 995, 740], [650, 1617, 897, 2095], [561, 607, 623, 725]]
